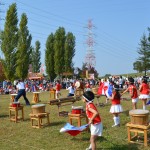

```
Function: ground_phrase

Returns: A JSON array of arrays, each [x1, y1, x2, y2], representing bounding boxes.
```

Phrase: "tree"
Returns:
[[0, 3, 18, 80], [16, 13, 32, 79], [32, 41, 41, 73], [133, 34, 150, 76], [133, 61, 142, 73], [45, 33, 56, 80], [64, 32, 75, 72], [54, 27, 66, 75]]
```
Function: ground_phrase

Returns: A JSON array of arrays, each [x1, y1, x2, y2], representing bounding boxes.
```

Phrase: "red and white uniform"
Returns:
[[86, 102, 101, 124], [56, 83, 61, 93], [128, 85, 138, 103], [86, 102, 103, 136], [139, 83, 150, 99], [97, 82, 104, 95], [85, 82, 91, 91], [110, 91, 123, 114]]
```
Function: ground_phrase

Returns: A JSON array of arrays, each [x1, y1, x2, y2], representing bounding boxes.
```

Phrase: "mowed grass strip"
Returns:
[[0, 90, 149, 150]]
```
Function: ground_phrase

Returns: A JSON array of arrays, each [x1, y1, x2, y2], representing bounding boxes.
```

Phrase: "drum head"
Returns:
[[72, 106, 83, 109], [129, 109, 149, 115], [32, 104, 45, 108], [75, 81, 80, 88]]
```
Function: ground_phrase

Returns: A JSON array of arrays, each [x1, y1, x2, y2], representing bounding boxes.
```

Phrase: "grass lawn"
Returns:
[[0, 89, 150, 150]]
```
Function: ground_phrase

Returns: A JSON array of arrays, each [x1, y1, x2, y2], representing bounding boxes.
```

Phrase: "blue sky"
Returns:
[[1, 0, 150, 76]]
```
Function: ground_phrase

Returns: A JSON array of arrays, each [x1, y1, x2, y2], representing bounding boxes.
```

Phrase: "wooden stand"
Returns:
[[9, 106, 24, 123], [126, 122, 150, 146], [68, 113, 88, 127], [10, 94, 17, 102], [29, 112, 50, 128], [32, 92, 40, 103], [50, 90, 56, 99]]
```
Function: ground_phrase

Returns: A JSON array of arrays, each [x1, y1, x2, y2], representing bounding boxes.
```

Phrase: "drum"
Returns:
[[11, 102, 20, 107], [31, 104, 46, 114], [71, 106, 83, 114], [129, 109, 149, 125], [75, 81, 80, 88]]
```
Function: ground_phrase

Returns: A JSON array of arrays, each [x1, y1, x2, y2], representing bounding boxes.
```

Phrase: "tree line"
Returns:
[[1, 3, 150, 81], [0, 3, 75, 81]]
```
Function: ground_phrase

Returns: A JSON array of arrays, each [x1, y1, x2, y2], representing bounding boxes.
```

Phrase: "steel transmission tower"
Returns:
[[85, 19, 96, 69]]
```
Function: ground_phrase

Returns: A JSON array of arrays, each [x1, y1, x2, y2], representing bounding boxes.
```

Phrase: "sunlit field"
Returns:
[[0, 89, 150, 150]]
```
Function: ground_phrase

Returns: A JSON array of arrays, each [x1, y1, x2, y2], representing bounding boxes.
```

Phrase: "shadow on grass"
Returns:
[[122, 110, 129, 116], [97, 143, 139, 150], [0, 114, 9, 118], [71, 136, 139, 150], [49, 121, 66, 126], [23, 118, 31, 121], [72, 135, 107, 142], [97, 138, 139, 150]]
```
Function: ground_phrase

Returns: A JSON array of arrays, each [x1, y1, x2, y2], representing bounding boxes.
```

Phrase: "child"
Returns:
[[55, 80, 61, 99], [66, 82, 75, 97], [105, 80, 114, 104], [109, 84, 123, 127], [85, 80, 91, 91], [82, 91, 103, 150], [121, 77, 138, 109], [139, 77, 150, 110]]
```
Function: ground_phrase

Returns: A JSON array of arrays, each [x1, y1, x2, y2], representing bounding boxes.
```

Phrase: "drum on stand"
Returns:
[[31, 104, 46, 114], [11, 101, 20, 107], [129, 109, 149, 125], [71, 106, 84, 114]]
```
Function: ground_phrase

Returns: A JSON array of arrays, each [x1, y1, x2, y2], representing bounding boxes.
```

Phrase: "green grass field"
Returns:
[[0, 90, 150, 150]]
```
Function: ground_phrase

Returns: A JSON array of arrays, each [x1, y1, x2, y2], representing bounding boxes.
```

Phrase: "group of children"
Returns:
[[54, 77, 150, 150], [81, 76, 150, 150]]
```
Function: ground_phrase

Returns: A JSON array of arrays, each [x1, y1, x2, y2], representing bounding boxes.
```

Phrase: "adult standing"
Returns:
[[14, 79, 30, 105]]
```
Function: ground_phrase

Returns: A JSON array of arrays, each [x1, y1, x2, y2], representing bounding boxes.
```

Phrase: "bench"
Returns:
[[49, 96, 81, 116]]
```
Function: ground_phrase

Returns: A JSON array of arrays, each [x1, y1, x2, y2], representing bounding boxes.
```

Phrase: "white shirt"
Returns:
[[67, 86, 75, 94], [17, 82, 25, 90]]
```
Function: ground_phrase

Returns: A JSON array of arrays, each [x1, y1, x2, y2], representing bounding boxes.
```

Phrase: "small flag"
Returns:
[[60, 123, 89, 136]]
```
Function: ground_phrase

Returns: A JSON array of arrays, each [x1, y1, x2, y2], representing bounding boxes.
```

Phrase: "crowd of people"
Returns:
[[0, 75, 150, 150]]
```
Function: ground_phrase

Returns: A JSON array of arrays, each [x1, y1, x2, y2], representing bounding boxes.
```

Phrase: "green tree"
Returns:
[[0, 3, 18, 80], [133, 61, 142, 73], [45, 33, 56, 80], [32, 41, 41, 73], [64, 32, 75, 72], [54, 27, 66, 75], [16, 13, 32, 79], [133, 34, 150, 76]]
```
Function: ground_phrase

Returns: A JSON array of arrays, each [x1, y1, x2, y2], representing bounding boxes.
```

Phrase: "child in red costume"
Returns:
[[109, 84, 123, 127], [82, 91, 103, 150], [139, 77, 150, 110], [55, 80, 61, 99], [121, 77, 138, 109]]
